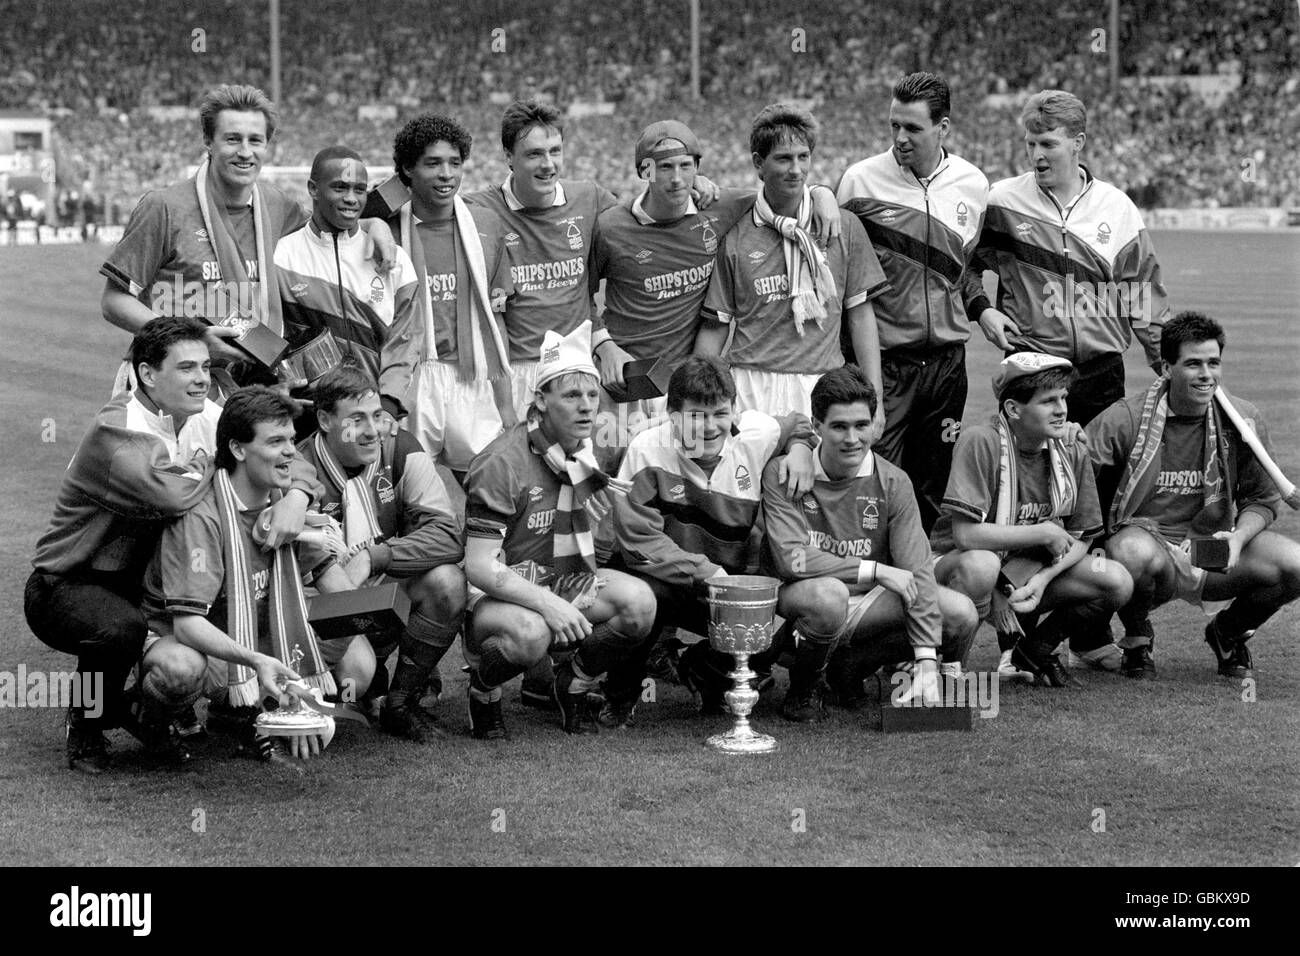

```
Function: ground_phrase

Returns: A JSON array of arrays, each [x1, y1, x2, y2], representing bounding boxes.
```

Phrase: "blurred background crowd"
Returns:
[[1, 0, 1296, 226]]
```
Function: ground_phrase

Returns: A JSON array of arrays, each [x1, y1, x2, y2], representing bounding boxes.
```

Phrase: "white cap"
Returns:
[[535, 323, 598, 391]]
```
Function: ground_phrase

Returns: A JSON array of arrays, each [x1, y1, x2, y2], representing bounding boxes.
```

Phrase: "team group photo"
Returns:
[[2, 0, 1298, 879]]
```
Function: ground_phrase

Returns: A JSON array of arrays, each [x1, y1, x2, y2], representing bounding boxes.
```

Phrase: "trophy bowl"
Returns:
[[703, 574, 781, 755]]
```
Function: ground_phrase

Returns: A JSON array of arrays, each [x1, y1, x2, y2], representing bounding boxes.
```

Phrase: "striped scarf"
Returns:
[[400, 196, 511, 384], [193, 155, 283, 336], [1109, 379, 1233, 534], [212, 468, 335, 706], [311, 431, 381, 553], [989, 413, 1078, 636], [752, 185, 837, 336], [527, 408, 629, 576]]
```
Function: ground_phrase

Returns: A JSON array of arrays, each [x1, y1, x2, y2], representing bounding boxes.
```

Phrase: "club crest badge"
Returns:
[[956, 201, 968, 228], [1096, 222, 1111, 244], [702, 221, 718, 255], [376, 474, 395, 505], [369, 275, 386, 304], [862, 499, 880, 531], [561, 217, 584, 251], [735, 464, 751, 492]]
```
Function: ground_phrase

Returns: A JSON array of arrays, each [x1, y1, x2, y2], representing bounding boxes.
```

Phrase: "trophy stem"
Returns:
[[706, 651, 778, 755]]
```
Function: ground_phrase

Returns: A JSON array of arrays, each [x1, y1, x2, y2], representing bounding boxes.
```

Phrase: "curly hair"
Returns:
[[392, 114, 473, 187]]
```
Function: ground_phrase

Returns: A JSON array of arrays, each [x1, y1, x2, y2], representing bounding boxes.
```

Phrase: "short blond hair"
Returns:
[[1020, 90, 1086, 137]]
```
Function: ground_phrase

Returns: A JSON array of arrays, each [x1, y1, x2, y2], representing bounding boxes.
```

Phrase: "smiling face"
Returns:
[[888, 98, 948, 178], [535, 374, 599, 450], [206, 110, 269, 199], [320, 390, 383, 468], [507, 124, 563, 206], [1004, 385, 1070, 443], [406, 139, 463, 217], [642, 142, 697, 217], [1164, 338, 1222, 415], [815, 400, 875, 479], [1024, 124, 1085, 196], [309, 157, 368, 232], [230, 418, 297, 495], [672, 397, 734, 461], [754, 135, 811, 215], [138, 339, 211, 420]]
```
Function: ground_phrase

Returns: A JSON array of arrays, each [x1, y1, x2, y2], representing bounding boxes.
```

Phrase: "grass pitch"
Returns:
[[1, 234, 1297, 866]]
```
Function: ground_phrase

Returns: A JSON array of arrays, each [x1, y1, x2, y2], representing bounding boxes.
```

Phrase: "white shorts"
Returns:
[[406, 360, 505, 472], [841, 585, 889, 636], [731, 367, 821, 418], [509, 360, 543, 421]]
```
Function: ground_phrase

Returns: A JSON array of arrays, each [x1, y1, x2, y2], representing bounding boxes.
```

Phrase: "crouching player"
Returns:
[[461, 325, 656, 737], [297, 365, 466, 740], [610, 356, 817, 725], [932, 353, 1133, 687], [1087, 311, 1300, 680], [762, 365, 979, 715], [137, 388, 371, 762]]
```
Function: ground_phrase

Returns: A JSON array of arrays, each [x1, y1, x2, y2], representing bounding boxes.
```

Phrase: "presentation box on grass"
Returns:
[[309, 583, 411, 640], [867, 674, 974, 733], [604, 357, 673, 404]]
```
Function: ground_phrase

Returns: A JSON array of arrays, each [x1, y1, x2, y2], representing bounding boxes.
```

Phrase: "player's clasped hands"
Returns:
[[1037, 522, 1076, 562], [876, 565, 918, 607]]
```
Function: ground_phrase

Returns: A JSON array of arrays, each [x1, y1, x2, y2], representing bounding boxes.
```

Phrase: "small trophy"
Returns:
[[704, 575, 781, 755], [253, 645, 335, 746]]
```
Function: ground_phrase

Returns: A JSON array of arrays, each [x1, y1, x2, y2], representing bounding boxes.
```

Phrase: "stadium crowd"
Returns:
[[2, 0, 1297, 221]]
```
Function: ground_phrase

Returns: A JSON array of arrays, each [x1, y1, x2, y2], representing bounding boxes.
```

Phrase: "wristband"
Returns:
[[857, 560, 877, 586]]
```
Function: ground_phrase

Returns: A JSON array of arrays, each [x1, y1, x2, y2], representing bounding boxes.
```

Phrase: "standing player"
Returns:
[[296, 365, 466, 741], [761, 365, 980, 713], [24, 318, 319, 772], [697, 103, 888, 420], [836, 72, 991, 534], [1087, 312, 1300, 680], [931, 353, 1133, 685], [460, 101, 617, 418], [373, 113, 516, 481], [99, 84, 396, 394], [966, 89, 1170, 427], [274, 147, 419, 405], [590, 121, 840, 460], [610, 356, 817, 725], [461, 325, 656, 738]]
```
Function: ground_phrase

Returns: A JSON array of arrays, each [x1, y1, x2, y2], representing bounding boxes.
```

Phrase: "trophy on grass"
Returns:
[[703, 575, 781, 755], [254, 645, 337, 748]]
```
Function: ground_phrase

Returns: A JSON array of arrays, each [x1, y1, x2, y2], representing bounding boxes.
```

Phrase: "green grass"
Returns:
[[1, 236, 1298, 866]]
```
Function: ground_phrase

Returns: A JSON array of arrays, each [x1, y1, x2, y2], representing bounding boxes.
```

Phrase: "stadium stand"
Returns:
[[2, 0, 1296, 220]]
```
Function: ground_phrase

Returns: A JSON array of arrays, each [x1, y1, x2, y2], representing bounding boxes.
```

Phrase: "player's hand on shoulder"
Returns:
[[778, 444, 815, 498], [808, 185, 842, 244], [692, 174, 721, 209]]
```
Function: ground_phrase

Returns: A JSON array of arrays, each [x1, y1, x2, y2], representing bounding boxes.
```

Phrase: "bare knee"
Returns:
[[951, 550, 1000, 600], [144, 644, 206, 699], [786, 577, 849, 635], [1093, 559, 1134, 610], [942, 589, 980, 637], [409, 564, 468, 619], [610, 578, 657, 637], [1106, 531, 1166, 586]]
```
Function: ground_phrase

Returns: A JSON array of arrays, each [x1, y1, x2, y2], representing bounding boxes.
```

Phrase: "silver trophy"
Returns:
[[704, 575, 781, 754], [253, 645, 335, 745]]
